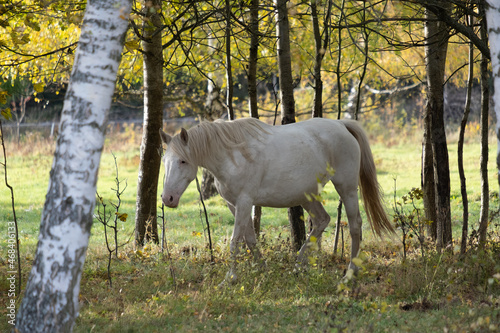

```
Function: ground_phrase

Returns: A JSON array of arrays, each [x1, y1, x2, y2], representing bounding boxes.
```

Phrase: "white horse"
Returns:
[[160, 117, 394, 284]]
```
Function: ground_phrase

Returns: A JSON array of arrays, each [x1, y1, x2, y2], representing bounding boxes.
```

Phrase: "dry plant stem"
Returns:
[[0, 120, 21, 296], [196, 176, 214, 263], [159, 203, 177, 290]]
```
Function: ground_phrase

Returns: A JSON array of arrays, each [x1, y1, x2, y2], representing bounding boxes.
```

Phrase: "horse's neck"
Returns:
[[198, 151, 230, 179], [198, 147, 242, 185]]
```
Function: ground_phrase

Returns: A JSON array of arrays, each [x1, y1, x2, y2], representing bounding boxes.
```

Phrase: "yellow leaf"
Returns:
[[124, 40, 140, 52], [352, 257, 363, 267], [0, 90, 8, 105], [33, 83, 44, 93], [1, 108, 12, 120], [115, 212, 128, 221]]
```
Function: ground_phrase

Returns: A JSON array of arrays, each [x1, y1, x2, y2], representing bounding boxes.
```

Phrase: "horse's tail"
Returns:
[[340, 119, 395, 236]]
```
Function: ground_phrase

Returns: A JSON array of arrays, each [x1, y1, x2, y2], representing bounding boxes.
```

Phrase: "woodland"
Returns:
[[2, 0, 500, 332]]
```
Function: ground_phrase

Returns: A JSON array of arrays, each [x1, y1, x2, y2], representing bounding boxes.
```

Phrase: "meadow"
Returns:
[[1, 121, 500, 332]]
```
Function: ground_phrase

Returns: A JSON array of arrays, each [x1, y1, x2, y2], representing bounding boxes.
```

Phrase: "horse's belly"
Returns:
[[254, 179, 320, 208]]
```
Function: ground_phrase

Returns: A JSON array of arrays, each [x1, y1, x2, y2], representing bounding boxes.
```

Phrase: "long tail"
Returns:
[[340, 119, 395, 236]]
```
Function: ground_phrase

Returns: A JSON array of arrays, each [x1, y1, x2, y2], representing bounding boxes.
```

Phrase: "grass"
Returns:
[[1, 124, 500, 332]]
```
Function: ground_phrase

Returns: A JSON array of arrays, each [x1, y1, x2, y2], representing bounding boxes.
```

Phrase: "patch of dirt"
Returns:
[[399, 298, 437, 311]]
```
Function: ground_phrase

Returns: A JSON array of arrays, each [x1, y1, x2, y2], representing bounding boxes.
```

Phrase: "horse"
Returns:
[[159, 117, 394, 284]]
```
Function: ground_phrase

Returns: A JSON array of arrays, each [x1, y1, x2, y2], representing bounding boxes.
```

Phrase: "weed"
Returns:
[[392, 182, 429, 260], [94, 153, 129, 287]]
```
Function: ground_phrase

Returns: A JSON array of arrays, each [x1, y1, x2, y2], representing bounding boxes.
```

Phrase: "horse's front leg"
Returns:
[[221, 200, 254, 286], [243, 216, 262, 264]]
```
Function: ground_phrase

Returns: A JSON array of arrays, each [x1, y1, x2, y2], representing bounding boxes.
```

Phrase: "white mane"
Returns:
[[170, 118, 268, 166]]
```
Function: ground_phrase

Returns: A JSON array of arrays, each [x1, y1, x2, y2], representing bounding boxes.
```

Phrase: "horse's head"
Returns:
[[159, 128, 197, 208]]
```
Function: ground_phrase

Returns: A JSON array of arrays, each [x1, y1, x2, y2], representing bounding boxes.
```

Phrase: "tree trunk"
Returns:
[[424, 5, 452, 250], [225, 0, 234, 121], [333, 0, 345, 254], [248, 0, 259, 119], [311, 0, 323, 118], [491, 0, 500, 198], [478, 1, 490, 248], [422, 112, 437, 240], [459, 16, 473, 255], [15, 0, 132, 331], [275, 0, 305, 251], [201, 32, 223, 199], [135, 0, 163, 246], [248, 0, 262, 236]]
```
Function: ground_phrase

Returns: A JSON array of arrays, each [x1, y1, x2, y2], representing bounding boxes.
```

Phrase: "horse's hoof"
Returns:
[[218, 270, 238, 288]]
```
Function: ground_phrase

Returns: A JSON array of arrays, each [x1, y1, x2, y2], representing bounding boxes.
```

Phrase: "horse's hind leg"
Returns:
[[334, 183, 362, 272], [297, 200, 330, 265]]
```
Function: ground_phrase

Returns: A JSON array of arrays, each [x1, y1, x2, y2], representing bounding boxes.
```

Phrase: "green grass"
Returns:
[[1, 127, 500, 332]]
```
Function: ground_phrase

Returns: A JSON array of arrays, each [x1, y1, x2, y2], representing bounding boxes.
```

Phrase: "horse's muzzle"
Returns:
[[161, 194, 178, 208]]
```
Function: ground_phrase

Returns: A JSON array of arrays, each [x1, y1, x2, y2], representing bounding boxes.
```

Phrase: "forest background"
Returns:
[[2, 0, 500, 332], [0, 1, 485, 135]]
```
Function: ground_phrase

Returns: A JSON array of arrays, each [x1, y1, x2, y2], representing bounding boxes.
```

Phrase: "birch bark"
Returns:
[[15, 1, 132, 331]]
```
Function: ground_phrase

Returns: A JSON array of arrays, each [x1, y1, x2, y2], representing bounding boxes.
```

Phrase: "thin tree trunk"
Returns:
[[275, 0, 305, 251], [478, 2, 490, 247], [135, 0, 163, 246], [201, 32, 223, 200], [354, 0, 369, 121], [15, 1, 132, 331], [486, 1, 500, 208], [225, 0, 234, 121], [248, 0, 261, 236], [422, 113, 437, 240], [248, 0, 259, 119], [333, 0, 345, 254], [309, 0, 333, 234], [459, 17, 473, 255], [311, 0, 322, 118]]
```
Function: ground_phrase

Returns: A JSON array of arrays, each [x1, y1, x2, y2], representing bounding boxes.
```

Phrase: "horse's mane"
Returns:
[[170, 118, 268, 166]]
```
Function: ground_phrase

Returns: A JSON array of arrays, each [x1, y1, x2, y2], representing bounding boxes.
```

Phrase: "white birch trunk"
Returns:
[[486, 1, 500, 193], [15, 0, 132, 331]]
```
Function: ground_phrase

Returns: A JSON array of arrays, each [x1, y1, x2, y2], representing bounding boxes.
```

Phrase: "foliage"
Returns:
[[0, 0, 485, 128], [0, 1, 82, 122], [393, 185, 429, 260]]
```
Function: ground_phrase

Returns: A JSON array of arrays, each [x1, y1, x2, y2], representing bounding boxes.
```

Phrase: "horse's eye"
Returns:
[[180, 160, 186, 164]]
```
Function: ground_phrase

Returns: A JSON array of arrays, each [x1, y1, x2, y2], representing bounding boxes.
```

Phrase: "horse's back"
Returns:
[[240, 118, 361, 207]]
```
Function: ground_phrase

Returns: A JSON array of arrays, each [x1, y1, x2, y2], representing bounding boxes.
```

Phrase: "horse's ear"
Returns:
[[180, 128, 189, 145], [159, 129, 171, 145]]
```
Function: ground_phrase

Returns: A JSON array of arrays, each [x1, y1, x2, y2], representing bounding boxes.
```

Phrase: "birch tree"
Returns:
[[484, 0, 500, 245], [15, 0, 132, 331], [478, 0, 490, 248]]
